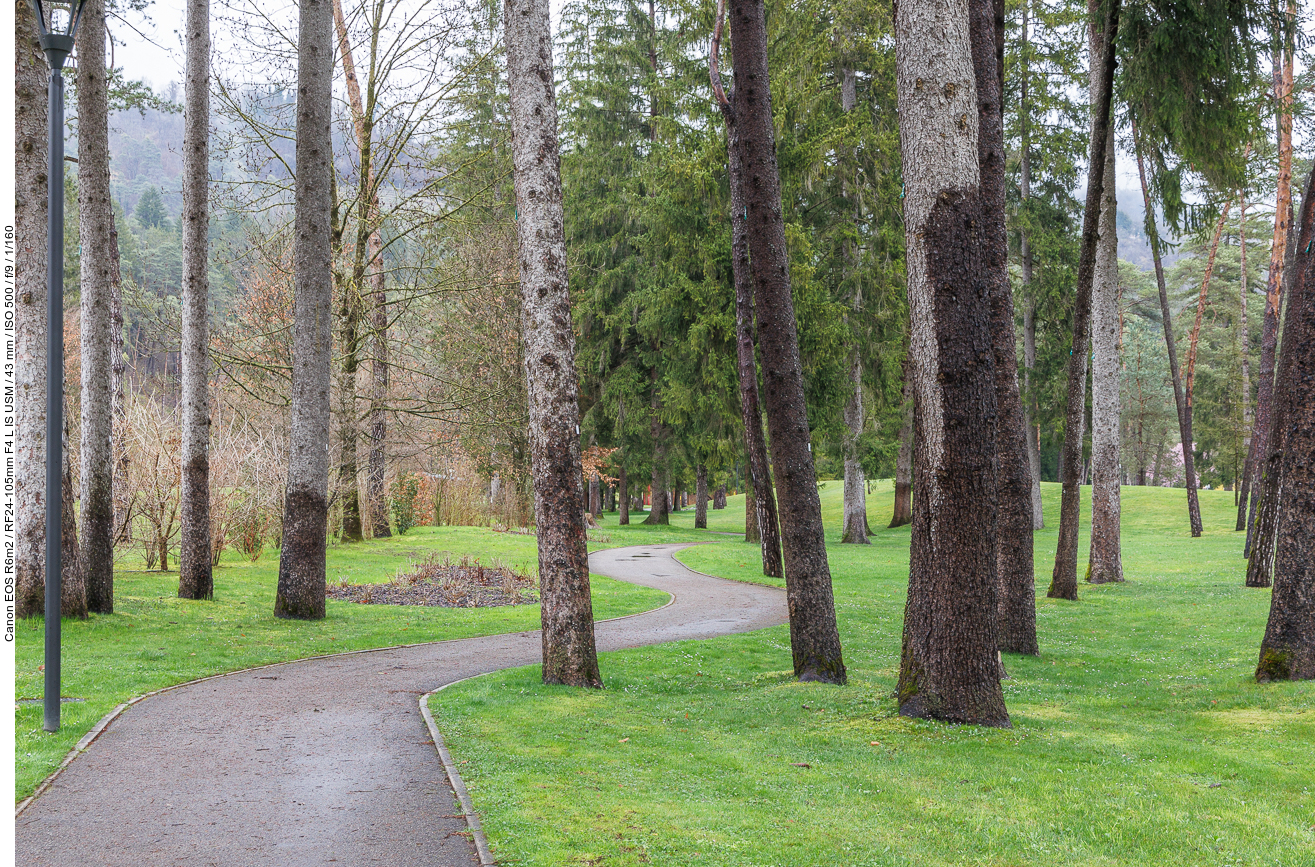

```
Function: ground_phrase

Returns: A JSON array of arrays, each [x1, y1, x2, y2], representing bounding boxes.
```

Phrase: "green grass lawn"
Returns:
[[431, 483, 1315, 866], [14, 524, 672, 802]]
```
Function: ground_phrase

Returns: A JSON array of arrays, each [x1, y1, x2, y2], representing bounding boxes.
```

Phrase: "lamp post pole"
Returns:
[[33, 0, 81, 734]]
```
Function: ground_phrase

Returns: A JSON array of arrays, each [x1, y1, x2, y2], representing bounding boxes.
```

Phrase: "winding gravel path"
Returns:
[[16, 543, 786, 866]]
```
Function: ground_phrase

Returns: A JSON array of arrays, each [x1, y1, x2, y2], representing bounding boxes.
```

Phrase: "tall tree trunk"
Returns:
[[1246, 33, 1295, 555], [889, 359, 913, 528], [179, 0, 213, 599], [1050, 0, 1120, 600], [1088, 120, 1123, 584], [1248, 170, 1309, 588], [1133, 122, 1201, 536], [1019, 0, 1044, 531], [77, 0, 116, 614], [979, 0, 1037, 652], [893, 0, 1008, 724], [745, 485, 760, 542], [1255, 160, 1315, 681], [332, 0, 380, 544], [61, 400, 87, 618], [1184, 202, 1233, 430], [15, 0, 50, 618], [838, 64, 868, 546], [505, 0, 601, 687], [642, 387, 669, 525], [618, 464, 629, 525], [276, 0, 334, 620], [695, 463, 708, 529], [710, 20, 782, 578], [1236, 196, 1254, 529], [727, 0, 844, 684], [367, 271, 390, 538]]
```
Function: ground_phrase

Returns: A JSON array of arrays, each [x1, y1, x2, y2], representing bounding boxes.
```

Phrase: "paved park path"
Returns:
[[16, 543, 787, 866]]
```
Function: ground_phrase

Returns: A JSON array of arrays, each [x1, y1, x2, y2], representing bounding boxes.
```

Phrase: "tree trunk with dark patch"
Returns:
[[505, 0, 601, 688], [1256, 159, 1315, 682], [77, 0, 116, 614], [15, 0, 49, 618], [979, 0, 1037, 653], [893, 0, 1009, 725], [726, 0, 843, 683], [695, 463, 708, 529], [1088, 119, 1122, 585], [714, 484, 726, 509], [179, 0, 213, 599], [1049, 0, 1120, 601], [277, 0, 334, 620]]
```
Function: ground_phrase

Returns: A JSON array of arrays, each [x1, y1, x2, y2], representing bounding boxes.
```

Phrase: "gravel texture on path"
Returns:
[[16, 543, 787, 866]]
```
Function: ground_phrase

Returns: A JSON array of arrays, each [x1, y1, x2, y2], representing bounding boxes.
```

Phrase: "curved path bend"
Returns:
[[16, 543, 786, 866]]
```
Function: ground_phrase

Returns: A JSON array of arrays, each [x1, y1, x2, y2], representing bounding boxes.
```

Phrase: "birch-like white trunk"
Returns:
[[839, 65, 868, 545], [1088, 120, 1123, 584], [276, 0, 334, 619], [504, 0, 600, 687], [77, 0, 116, 613], [179, 0, 213, 598]]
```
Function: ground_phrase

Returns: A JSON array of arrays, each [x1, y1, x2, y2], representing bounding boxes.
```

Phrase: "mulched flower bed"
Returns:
[[328, 553, 538, 608]]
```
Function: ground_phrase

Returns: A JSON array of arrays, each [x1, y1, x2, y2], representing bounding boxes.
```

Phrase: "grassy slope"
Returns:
[[432, 483, 1314, 866], [14, 525, 672, 801]]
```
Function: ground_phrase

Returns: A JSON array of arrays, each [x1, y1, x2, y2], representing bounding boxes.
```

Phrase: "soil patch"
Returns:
[[328, 553, 538, 608]]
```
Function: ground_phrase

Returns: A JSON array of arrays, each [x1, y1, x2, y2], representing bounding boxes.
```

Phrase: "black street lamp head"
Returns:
[[30, 0, 87, 69]]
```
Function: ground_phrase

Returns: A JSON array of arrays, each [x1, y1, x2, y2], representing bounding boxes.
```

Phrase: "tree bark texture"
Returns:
[[1019, 0, 1043, 532], [179, 0, 213, 599], [277, 0, 334, 620], [1246, 47, 1295, 554], [712, 17, 783, 576], [695, 463, 708, 529], [1049, 0, 1119, 601], [977, 0, 1037, 653], [78, 0, 115, 612], [1133, 122, 1201, 537], [330, 0, 392, 542], [839, 64, 868, 546], [61, 400, 87, 618], [1236, 196, 1253, 531], [714, 484, 727, 509], [1088, 121, 1123, 584], [642, 404, 669, 524], [618, 464, 629, 524], [1255, 159, 1315, 682], [15, 0, 49, 618], [841, 347, 869, 544], [1248, 172, 1310, 588], [504, 0, 601, 688], [728, 0, 844, 683], [726, 110, 781, 576], [889, 362, 913, 529], [894, 0, 1009, 725]]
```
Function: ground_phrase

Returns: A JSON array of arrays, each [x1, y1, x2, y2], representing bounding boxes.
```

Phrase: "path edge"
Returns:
[[14, 544, 693, 817], [421, 676, 495, 866]]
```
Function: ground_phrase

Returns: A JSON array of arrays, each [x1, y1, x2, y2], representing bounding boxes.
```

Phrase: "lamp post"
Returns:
[[30, 0, 86, 734]]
